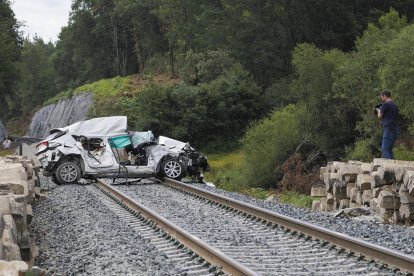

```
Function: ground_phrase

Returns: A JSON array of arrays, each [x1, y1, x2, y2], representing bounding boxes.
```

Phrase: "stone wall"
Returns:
[[312, 158, 414, 222], [0, 156, 39, 274]]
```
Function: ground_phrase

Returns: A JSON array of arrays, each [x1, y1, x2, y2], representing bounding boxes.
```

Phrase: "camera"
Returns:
[[374, 104, 382, 115]]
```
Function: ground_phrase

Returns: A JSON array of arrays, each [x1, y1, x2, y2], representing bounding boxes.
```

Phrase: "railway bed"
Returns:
[[93, 178, 414, 275]]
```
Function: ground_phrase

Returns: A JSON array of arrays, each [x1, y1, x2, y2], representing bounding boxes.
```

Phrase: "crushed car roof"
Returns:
[[50, 116, 127, 136]]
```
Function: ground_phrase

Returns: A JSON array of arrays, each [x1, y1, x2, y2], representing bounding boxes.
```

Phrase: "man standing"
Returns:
[[376, 90, 399, 159]]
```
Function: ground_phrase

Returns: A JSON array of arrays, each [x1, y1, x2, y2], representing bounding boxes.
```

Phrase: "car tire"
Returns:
[[161, 158, 184, 181], [55, 161, 81, 185]]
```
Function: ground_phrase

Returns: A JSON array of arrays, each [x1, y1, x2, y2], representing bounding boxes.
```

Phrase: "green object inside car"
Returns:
[[110, 136, 131, 148]]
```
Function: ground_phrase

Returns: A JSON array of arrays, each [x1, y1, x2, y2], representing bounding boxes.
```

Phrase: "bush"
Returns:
[[346, 139, 380, 162], [279, 153, 320, 195], [123, 65, 263, 150], [394, 144, 414, 161], [239, 104, 306, 188]]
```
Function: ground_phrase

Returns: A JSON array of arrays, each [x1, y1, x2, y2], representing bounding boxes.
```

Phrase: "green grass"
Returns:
[[278, 191, 315, 209], [204, 151, 270, 199], [0, 149, 13, 157], [43, 76, 133, 106]]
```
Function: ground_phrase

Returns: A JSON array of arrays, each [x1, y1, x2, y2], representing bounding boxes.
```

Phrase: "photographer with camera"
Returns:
[[376, 90, 399, 159]]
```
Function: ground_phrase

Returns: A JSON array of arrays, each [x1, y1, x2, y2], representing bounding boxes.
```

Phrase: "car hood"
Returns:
[[157, 136, 194, 151], [50, 116, 127, 136]]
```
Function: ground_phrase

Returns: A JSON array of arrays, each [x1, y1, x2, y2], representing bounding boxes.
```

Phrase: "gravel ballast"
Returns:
[[30, 179, 180, 275], [190, 182, 414, 256]]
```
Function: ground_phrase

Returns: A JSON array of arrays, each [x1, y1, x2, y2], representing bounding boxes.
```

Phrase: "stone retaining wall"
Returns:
[[0, 156, 40, 274], [312, 158, 414, 222]]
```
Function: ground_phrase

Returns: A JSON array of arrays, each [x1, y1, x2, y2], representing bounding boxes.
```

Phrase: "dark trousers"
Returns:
[[381, 128, 399, 159]]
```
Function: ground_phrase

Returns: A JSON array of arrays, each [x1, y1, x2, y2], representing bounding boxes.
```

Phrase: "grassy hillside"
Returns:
[[43, 74, 180, 118]]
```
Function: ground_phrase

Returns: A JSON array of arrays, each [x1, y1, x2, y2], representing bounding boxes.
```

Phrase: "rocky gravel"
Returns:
[[29, 177, 180, 275], [189, 182, 414, 256]]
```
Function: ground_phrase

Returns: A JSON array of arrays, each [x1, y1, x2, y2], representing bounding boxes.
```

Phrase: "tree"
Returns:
[[0, 0, 22, 119], [17, 37, 57, 115]]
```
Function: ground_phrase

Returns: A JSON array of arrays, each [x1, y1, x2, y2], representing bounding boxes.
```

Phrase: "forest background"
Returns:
[[2, 0, 414, 199]]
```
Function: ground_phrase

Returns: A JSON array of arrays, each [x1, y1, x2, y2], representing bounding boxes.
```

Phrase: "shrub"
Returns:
[[278, 153, 320, 195], [394, 144, 414, 161], [239, 104, 306, 188], [346, 139, 380, 162]]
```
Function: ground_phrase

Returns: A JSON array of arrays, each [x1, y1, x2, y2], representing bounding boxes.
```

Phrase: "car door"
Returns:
[[108, 135, 156, 177], [79, 136, 115, 169]]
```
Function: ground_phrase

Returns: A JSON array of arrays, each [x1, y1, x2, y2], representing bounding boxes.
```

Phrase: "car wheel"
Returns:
[[161, 159, 184, 181], [55, 161, 81, 185]]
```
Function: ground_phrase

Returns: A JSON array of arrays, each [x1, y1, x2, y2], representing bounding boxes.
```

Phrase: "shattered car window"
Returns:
[[130, 131, 154, 147]]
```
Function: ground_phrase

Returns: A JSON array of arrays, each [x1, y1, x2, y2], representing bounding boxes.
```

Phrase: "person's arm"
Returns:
[[378, 102, 388, 119], [377, 108, 382, 119]]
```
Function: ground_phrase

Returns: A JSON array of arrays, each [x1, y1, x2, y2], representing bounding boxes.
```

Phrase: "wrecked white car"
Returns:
[[35, 116, 209, 185]]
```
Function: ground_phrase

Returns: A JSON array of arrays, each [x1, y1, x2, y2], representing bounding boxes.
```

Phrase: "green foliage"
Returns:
[[346, 139, 380, 162], [239, 104, 306, 188], [278, 192, 315, 209], [178, 49, 235, 85], [394, 144, 414, 161], [123, 65, 263, 150], [0, 0, 22, 119], [17, 37, 58, 116]]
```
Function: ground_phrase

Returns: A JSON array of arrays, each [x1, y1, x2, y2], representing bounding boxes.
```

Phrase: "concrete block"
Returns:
[[339, 164, 361, 183], [373, 187, 381, 198], [2, 243, 22, 261], [346, 183, 356, 198], [18, 230, 31, 261], [391, 182, 402, 193], [312, 200, 321, 211], [379, 208, 394, 218], [311, 185, 327, 197], [370, 198, 380, 213], [333, 180, 348, 200], [339, 199, 350, 209], [0, 260, 28, 274], [372, 158, 414, 172], [9, 199, 27, 236], [392, 210, 401, 223], [356, 174, 371, 191], [26, 205, 33, 225], [350, 187, 359, 202], [0, 198, 11, 215], [356, 192, 363, 205], [378, 191, 400, 209], [360, 163, 372, 174], [349, 202, 362, 208], [325, 203, 334, 212], [326, 193, 334, 204], [377, 167, 396, 185], [324, 173, 339, 192], [0, 180, 25, 195], [399, 189, 414, 204], [362, 190, 373, 205], [2, 215, 18, 245], [399, 203, 414, 221], [0, 164, 27, 181], [371, 171, 386, 189]]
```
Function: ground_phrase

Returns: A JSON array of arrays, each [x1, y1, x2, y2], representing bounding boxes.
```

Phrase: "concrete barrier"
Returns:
[[0, 156, 38, 273], [313, 158, 414, 222]]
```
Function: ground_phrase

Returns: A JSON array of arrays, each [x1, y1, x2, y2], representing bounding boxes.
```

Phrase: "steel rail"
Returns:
[[95, 179, 258, 276], [163, 178, 414, 274]]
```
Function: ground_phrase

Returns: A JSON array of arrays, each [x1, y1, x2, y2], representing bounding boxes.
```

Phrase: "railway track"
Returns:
[[93, 178, 414, 275]]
